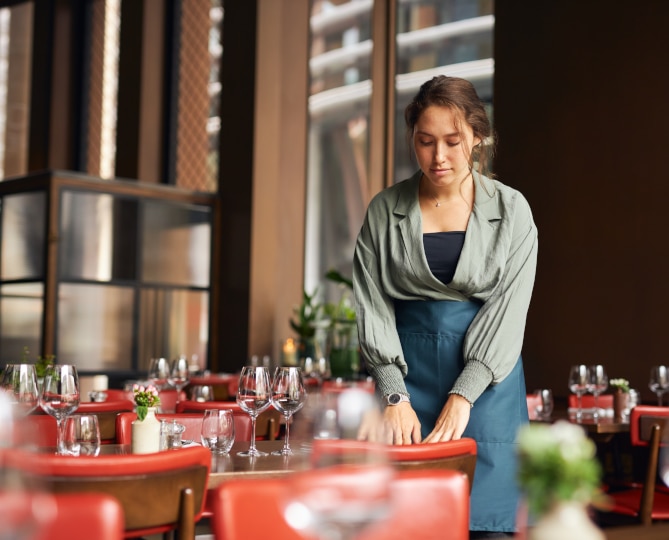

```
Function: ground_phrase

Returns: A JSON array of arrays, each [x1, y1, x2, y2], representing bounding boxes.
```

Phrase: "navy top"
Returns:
[[423, 231, 465, 284]]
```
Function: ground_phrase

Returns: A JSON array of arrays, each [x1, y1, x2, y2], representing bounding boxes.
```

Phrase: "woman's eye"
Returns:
[[447, 140, 461, 147], [419, 140, 433, 146]]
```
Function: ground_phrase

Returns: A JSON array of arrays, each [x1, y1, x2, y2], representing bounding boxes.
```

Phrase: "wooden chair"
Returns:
[[176, 399, 280, 441], [209, 468, 470, 540], [3, 445, 211, 540], [602, 405, 669, 525], [29, 400, 135, 444], [0, 491, 124, 540], [308, 438, 477, 494], [568, 393, 614, 410], [526, 393, 541, 420], [115, 411, 253, 443]]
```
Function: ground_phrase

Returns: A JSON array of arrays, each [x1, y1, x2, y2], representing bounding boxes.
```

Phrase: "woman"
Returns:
[[353, 75, 538, 537]]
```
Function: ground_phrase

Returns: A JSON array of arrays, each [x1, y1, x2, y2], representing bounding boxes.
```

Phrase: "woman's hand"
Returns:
[[358, 402, 422, 445], [422, 394, 471, 443]]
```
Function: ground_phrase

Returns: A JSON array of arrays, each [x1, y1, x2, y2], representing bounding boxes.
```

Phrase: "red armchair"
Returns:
[[3, 445, 211, 540], [209, 468, 470, 540]]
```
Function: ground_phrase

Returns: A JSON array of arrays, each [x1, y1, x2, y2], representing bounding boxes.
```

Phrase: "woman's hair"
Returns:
[[404, 75, 495, 178]]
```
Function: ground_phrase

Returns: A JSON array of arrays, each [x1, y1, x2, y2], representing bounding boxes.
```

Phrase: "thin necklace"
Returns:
[[430, 193, 442, 207]]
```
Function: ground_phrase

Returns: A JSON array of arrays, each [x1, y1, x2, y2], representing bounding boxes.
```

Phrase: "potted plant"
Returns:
[[289, 288, 328, 363], [323, 269, 359, 379], [609, 378, 630, 422], [517, 421, 605, 540]]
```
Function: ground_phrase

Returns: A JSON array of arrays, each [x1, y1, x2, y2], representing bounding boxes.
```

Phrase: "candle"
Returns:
[[282, 338, 298, 366]]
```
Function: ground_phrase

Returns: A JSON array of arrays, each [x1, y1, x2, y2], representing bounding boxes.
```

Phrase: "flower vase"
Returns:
[[529, 502, 604, 540], [132, 407, 161, 454], [613, 389, 628, 422]]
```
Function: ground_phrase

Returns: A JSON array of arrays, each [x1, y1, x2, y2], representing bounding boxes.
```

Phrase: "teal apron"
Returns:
[[395, 298, 528, 533]]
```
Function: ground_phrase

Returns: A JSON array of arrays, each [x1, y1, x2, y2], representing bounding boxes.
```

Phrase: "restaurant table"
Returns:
[[604, 523, 669, 539]]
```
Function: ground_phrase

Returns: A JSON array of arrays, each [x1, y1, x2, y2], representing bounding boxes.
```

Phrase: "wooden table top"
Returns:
[[604, 524, 669, 539], [207, 440, 310, 487]]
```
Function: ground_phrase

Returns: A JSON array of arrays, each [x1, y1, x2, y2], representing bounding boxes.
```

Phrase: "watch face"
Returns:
[[388, 393, 401, 405]]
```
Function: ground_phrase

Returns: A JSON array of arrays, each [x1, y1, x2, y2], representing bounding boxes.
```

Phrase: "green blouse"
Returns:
[[353, 170, 538, 404]]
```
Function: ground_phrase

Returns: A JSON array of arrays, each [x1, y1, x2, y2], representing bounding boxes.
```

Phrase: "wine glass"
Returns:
[[568, 364, 589, 422], [533, 388, 554, 421], [147, 357, 170, 390], [649, 365, 669, 406], [0, 364, 40, 416], [39, 364, 80, 454], [271, 366, 307, 456], [283, 388, 393, 540], [168, 355, 190, 396], [586, 364, 608, 421], [236, 366, 272, 457]]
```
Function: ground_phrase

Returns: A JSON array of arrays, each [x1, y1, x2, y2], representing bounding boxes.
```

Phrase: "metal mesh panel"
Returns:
[[175, 0, 220, 192]]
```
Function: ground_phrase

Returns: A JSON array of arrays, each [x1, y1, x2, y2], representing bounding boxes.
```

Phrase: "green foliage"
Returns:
[[517, 421, 602, 517], [289, 289, 324, 338], [19, 346, 55, 378]]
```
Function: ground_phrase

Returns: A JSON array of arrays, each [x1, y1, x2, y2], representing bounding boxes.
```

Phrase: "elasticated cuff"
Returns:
[[369, 362, 408, 398], [449, 360, 494, 405]]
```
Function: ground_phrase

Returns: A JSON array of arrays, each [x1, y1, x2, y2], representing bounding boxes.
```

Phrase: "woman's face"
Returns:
[[413, 105, 480, 188]]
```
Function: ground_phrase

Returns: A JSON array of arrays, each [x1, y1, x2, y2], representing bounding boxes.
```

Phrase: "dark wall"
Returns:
[[494, 1, 669, 403]]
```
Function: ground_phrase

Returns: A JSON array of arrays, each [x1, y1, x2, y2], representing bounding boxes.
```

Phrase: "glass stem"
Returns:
[[283, 413, 291, 451], [577, 393, 583, 421], [56, 417, 65, 454], [249, 415, 257, 452]]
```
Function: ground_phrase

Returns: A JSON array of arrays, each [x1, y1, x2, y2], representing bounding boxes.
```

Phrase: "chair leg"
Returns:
[[639, 424, 661, 526], [177, 487, 195, 540]]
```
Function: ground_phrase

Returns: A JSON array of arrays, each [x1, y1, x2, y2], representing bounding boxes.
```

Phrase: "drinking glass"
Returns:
[[168, 355, 190, 395], [271, 366, 307, 456], [649, 366, 669, 405], [190, 384, 215, 402], [0, 364, 40, 416], [568, 364, 589, 422], [39, 364, 80, 454], [148, 357, 170, 390], [533, 388, 554, 421], [63, 414, 101, 456], [236, 366, 272, 457], [201, 409, 236, 454], [586, 364, 608, 421], [283, 388, 392, 540]]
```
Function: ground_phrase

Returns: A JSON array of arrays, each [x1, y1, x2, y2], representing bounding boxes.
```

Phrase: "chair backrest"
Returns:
[[629, 405, 669, 525], [307, 438, 477, 493], [34, 492, 125, 540], [567, 393, 614, 410], [116, 411, 253, 443], [4, 445, 211, 540], [526, 393, 541, 420], [77, 400, 136, 443], [12, 414, 59, 447], [157, 389, 188, 413], [209, 468, 469, 540], [176, 400, 280, 440]]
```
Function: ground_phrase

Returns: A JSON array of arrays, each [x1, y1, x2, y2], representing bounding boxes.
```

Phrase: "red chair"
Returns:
[[115, 411, 253, 444], [176, 400, 280, 441], [526, 393, 541, 420], [157, 388, 188, 413], [13, 414, 59, 447], [4, 445, 211, 540], [568, 394, 614, 410], [0, 491, 124, 540], [209, 468, 470, 540], [29, 400, 135, 444], [35, 492, 125, 540], [308, 438, 477, 494], [603, 405, 669, 525]]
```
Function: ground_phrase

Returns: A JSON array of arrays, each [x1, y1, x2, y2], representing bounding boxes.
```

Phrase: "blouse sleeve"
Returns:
[[353, 209, 410, 399], [450, 192, 538, 404]]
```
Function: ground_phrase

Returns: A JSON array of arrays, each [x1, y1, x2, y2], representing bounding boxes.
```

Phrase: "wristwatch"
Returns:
[[385, 393, 410, 406]]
